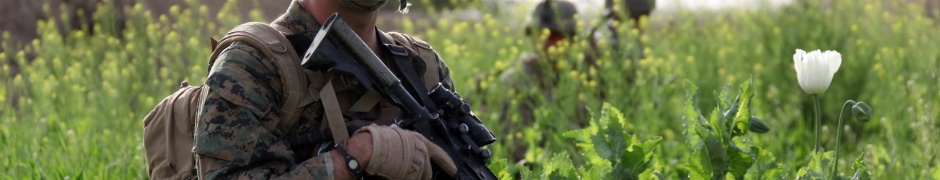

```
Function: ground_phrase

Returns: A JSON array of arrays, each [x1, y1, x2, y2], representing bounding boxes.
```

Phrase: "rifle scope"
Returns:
[[428, 83, 497, 146]]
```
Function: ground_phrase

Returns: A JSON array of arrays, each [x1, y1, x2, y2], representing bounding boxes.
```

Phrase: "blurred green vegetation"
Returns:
[[2, 0, 939, 179]]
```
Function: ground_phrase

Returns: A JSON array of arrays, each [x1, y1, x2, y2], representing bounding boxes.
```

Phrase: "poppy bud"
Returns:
[[748, 116, 770, 134], [852, 102, 872, 122]]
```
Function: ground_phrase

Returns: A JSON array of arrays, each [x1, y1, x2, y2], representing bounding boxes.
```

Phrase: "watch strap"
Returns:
[[333, 144, 363, 180]]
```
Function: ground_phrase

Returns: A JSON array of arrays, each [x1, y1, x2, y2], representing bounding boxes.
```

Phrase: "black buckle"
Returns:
[[385, 44, 410, 57]]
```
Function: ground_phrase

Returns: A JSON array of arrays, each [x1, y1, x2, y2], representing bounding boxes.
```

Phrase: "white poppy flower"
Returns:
[[793, 49, 842, 95]]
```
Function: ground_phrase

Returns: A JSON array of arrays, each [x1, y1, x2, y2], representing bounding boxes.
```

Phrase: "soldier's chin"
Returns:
[[354, 2, 381, 6], [351, 0, 385, 8]]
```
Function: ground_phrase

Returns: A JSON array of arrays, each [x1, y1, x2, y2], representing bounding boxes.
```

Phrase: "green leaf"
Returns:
[[590, 103, 628, 160], [519, 164, 533, 180], [487, 159, 513, 180], [702, 134, 729, 177], [590, 113, 613, 159], [619, 136, 663, 179], [722, 95, 741, 120], [746, 146, 779, 180], [715, 85, 732, 112], [684, 149, 714, 180], [684, 81, 705, 124], [730, 79, 754, 137], [542, 152, 576, 179], [605, 103, 628, 155], [727, 146, 755, 179], [851, 154, 870, 180], [709, 108, 726, 144], [797, 151, 835, 180]]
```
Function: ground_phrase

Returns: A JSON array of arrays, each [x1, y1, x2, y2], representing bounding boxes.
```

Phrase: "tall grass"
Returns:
[[2, 0, 938, 179]]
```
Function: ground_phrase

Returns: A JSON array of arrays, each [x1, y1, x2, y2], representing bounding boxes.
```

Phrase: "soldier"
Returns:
[[510, 0, 581, 88], [193, 0, 460, 179], [492, 0, 584, 163], [604, 0, 655, 30], [587, 0, 655, 85]]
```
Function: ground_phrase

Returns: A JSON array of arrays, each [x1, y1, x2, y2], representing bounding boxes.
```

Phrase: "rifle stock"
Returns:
[[301, 13, 498, 180]]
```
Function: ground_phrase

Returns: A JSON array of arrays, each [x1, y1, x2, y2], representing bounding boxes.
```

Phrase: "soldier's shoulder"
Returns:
[[208, 40, 279, 88], [386, 32, 436, 52], [218, 41, 267, 61], [211, 40, 278, 73]]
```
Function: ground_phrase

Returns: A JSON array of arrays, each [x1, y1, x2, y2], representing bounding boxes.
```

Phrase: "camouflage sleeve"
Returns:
[[193, 41, 334, 179], [434, 53, 457, 93]]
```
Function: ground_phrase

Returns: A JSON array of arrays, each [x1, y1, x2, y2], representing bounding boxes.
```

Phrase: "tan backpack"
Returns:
[[142, 21, 443, 179], [143, 22, 307, 180]]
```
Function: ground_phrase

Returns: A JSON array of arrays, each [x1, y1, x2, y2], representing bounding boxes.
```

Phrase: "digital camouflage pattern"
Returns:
[[193, 1, 456, 179]]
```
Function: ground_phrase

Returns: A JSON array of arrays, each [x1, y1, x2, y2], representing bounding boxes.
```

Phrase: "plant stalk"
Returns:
[[832, 100, 857, 179], [813, 95, 821, 152]]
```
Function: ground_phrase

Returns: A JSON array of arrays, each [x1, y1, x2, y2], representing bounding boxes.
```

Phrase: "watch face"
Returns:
[[349, 159, 359, 169]]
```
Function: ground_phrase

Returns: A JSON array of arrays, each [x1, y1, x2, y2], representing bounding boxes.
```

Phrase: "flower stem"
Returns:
[[813, 95, 821, 152], [832, 100, 857, 179]]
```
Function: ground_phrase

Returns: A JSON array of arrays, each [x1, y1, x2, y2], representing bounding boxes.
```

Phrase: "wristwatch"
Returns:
[[333, 144, 364, 180]]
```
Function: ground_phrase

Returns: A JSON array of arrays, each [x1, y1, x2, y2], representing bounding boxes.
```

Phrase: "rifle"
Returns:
[[297, 13, 498, 180]]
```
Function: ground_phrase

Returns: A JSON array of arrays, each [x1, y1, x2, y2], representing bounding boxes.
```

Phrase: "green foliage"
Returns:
[[564, 103, 662, 180], [681, 79, 773, 180], [2, 0, 938, 178], [746, 146, 780, 179], [797, 151, 835, 179], [851, 154, 871, 180]]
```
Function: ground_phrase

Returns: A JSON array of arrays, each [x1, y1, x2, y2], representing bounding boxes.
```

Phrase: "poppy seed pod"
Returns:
[[748, 116, 770, 134], [852, 102, 872, 122]]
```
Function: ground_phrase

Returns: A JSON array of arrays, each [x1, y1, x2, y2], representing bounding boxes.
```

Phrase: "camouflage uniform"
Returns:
[[193, 1, 455, 179]]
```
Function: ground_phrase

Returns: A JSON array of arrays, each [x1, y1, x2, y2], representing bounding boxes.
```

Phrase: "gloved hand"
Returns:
[[355, 124, 457, 179]]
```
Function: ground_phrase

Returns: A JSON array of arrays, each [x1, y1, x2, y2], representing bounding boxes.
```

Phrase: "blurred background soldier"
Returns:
[[588, 0, 656, 85], [605, 0, 655, 30], [493, 0, 581, 163], [508, 0, 580, 89]]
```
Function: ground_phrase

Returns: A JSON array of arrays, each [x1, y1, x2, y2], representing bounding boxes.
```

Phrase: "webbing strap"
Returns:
[[388, 45, 436, 111], [320, 79, 349, 143], [348, 90, 381, 113], [385, 32, 440, 90], [379, 33, 437, 111]]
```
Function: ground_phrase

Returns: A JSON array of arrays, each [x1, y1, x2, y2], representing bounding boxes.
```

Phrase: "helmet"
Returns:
[[527, 0, 578, 36], [604, 0, 655, 20]]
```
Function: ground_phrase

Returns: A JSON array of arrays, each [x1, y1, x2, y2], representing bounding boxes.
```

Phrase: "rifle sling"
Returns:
[[320, 79, 350, 143], [379, 33, 438, 111]]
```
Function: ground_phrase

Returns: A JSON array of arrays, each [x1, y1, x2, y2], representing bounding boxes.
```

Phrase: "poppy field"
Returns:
[[1, 0, 939, 179]]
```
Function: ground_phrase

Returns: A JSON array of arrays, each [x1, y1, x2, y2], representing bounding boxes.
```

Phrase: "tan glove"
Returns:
[[355, 124, 457, 179]]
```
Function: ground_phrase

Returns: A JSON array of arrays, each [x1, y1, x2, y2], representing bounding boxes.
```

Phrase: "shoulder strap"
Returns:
[[384, 32, 441, 90], [379, 32, 437, 111], [207, 22, 307, 132]]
